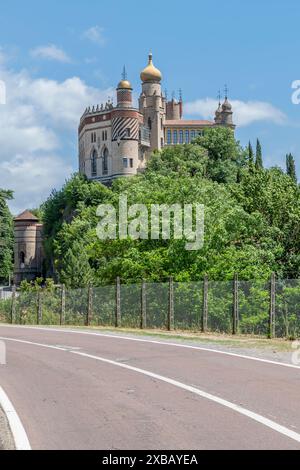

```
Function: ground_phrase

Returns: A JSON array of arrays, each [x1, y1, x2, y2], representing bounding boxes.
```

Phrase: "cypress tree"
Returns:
[[286, 153, 297, 184], [60, 241, 93, 289], [248, 141, 254, 172], [255, 139, 263, 170], [0, 189, 13, 284]]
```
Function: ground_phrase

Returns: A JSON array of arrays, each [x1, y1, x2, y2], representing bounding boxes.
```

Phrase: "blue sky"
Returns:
[[0, 0, 300, 212]]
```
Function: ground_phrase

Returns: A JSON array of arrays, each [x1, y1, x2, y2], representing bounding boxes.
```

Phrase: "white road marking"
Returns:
[[1, 334, 300, 446], [1, 324, 299, 371], [71, 350, 300, 445], [0, 386, 31, 450]]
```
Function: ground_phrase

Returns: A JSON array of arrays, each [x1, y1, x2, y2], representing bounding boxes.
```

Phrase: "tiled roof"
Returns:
[[165, 120, 214, 126], [14, 210, 39, 221]]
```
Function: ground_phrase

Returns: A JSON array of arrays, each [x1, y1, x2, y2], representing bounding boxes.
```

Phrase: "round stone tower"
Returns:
[[13, 210, 43, 285], [111, 73, 141, 178]]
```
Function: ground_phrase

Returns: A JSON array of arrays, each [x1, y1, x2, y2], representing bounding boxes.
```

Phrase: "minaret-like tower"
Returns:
[[218, 86, 235, 129], [214, 90, 222, 124], [110, 69, 141, 178], [139, 53, 165, 153]]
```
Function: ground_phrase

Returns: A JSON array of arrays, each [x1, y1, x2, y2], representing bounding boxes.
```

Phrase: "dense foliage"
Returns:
[[40, 128, 300, 288], [0, 189, 13, 284]]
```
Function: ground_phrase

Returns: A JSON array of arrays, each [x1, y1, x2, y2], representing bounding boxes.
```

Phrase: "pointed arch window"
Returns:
[[148, 117, 152, 130], [91, 149, 97, 176], [20, 251, 25, 268], [102, 148, 109, 175]]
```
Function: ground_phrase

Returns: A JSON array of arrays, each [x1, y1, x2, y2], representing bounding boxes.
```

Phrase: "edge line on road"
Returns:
[[0, 386, 31, 450], [1, 325, 299, 371]]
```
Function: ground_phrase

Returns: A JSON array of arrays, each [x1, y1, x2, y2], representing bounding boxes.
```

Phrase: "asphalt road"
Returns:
[[0, 325, 300, 450]]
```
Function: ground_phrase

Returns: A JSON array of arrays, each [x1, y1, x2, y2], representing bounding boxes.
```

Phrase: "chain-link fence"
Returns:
[[0, 276, 300, 338]]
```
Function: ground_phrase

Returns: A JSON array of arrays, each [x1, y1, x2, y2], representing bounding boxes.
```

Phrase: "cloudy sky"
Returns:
[[0, 0, 300, 213]]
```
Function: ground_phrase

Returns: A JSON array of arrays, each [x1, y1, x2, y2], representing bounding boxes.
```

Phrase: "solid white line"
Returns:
[[2, 334, 300, 446], [0, 386, 31, 450], [1, 324, 299, 371], [71, 350, 300, 445]]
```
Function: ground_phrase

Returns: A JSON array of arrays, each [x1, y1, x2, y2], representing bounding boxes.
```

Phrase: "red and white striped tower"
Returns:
[[111, 69, 141, 177]]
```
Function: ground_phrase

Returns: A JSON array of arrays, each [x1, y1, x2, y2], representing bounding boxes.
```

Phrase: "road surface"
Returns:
[[0, 325, 300, 450]]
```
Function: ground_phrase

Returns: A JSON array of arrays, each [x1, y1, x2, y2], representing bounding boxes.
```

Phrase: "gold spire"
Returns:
[[117, 66, 132, 89], [140, 52, 162, 82]]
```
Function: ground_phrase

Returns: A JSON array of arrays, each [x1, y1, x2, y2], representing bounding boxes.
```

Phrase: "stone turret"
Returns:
[[218, 95, 235, 129], [13, 210, 44, 285]]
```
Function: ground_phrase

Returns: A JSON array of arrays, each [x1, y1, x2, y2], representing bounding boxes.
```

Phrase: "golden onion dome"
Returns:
[[140, 53, 162, 82], [117, 79, 132, 89]]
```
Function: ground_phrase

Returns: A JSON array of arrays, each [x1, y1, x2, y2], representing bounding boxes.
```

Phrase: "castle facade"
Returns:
[[78, 53, 235, 184]]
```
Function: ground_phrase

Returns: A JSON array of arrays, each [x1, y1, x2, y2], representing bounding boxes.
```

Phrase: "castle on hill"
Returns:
[[13, 53, 235, 284], [78, 53, 235, 184]]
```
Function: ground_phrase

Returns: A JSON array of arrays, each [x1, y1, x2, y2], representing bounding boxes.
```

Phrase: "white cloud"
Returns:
[[30, 44, 72, 63], [185, 98, 287, 127], [0, 58, 114, 212], [23, 76, 114, 129], [0, 154, 72, 215], [82, 26, 106, 46]]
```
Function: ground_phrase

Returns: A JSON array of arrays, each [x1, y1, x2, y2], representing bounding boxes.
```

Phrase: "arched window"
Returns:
[[20, 251, 25, 267], [148, 117, 152, 130], [102, 148, 108, 175], [179, 130, 184, 144], [173, 130, 178, 144], [91, 149, 97, 176], [185, 130, 190, 144]]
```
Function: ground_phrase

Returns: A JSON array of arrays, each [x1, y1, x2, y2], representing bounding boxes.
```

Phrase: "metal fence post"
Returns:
[[10, 286, 16, 324], [87, 285, 93, 326], [269, 272, 276, 338], [37, 290, 42, 325], [60, 284, 65, 326], [167, 276, 174, 331], [232, 273, 239, 335], [140, 280, 146, 329], [202, 275, 208, 332], [115, 277, 121, 328]]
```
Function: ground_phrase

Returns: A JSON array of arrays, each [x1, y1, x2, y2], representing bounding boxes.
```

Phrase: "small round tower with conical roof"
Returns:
[[13, 210, 44, 285]]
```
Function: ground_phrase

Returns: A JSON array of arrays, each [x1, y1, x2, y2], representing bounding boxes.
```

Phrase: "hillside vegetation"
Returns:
[[41, 128, 300, 288]]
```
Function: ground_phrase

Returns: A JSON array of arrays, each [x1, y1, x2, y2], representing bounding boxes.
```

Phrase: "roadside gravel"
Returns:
[[0, 405, 15, 450]]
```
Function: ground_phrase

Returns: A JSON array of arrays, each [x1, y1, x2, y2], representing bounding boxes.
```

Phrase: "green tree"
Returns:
[[40, 131, 300, 286], [59, 240, 94, 288], [286, 153, 297, 184], [255, 139, 263, 170], [0, 189, 13, 284], [248, 141, 254, 171]]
